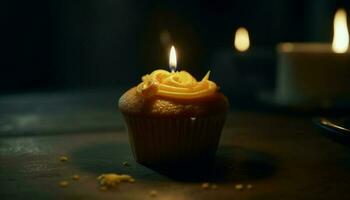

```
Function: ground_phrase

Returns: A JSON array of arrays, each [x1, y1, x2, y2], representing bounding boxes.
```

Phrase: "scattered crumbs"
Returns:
[[201, 182, 210, 189], [122, 161, 130, 167], [211, 184, 218, 189], [72, 175, 80, 181], [97, 173, 135, 189], [247, 184, 253, 190], [235, 184, 243, 190], [149, 190, 158, 197], [59, 181, 69, 187], [59, 156, 69, 162]]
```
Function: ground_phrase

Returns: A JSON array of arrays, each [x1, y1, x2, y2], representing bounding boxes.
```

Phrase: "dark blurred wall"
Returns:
[[2, 1, 52, 92], [51, 0, 148, 88], [1, 0, 349, 93]]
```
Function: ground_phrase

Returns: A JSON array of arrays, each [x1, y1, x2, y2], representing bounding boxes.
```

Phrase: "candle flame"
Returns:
[[234, 27, 250, 52], [169, 46, 177, 72], [332, 9, 349, 53]]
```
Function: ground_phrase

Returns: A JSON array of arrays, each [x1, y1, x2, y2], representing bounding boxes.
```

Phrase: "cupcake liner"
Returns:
[[122, 113, 227, 165]]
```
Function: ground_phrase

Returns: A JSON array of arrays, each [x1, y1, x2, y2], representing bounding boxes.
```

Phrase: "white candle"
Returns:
[[275, 9, 350, 106]]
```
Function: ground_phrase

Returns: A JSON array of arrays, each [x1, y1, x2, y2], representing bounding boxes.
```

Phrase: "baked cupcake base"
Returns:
[[122, 113, 227, 165]]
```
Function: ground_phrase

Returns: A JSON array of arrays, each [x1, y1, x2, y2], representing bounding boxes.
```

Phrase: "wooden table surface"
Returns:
[[1, 88, 350, 200]]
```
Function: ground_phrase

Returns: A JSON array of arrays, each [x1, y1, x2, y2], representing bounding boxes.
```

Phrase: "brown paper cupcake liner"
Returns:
[[122, 114, 227, 165]]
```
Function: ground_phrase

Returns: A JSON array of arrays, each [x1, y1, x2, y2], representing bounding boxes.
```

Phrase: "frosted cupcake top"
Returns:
[[136, 70, 218, 99]]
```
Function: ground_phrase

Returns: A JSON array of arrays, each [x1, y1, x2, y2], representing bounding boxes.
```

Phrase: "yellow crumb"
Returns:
[[201, 182, 210, 189], [129, 178, 135, 183], [59, 156, 68, 162], [59, 181, 69, 187], [97, 173, 135, 188], [211, 184, 218, 189], [122, 161, 130, 166], [149, 190, 158, 197], [72, 175, 80, 180], [247, 184, 253, 189], [235, 184, 243, 190], [100, 186, 108, 191]]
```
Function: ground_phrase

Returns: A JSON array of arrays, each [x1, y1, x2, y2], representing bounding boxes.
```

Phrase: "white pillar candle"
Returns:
[[276, 43, 350, 105], [275, 9, 350, 106]]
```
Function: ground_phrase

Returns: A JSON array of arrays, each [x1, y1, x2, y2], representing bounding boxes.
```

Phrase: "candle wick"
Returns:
[[170, 66, 176, 73]]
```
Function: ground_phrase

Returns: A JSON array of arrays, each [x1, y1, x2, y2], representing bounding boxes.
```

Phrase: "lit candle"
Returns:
[[137, 46, 218, 99], [275, 9, 350, 107], [169, 46, 177, 72]]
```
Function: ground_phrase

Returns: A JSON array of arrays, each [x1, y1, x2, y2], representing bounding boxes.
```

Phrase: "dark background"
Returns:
[[1, 0, 350, 94]]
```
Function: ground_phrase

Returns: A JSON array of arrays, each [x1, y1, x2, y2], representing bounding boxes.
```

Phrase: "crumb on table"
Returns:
[[59, 181, 69, 187], [72, 175, 80, 180], [201, 182, 210, 189], [129, 178, 135, 183], [149, 190, 158, 197], [99, 186, 108, 191], [97, 173, 135, 189], [59, 156, 69, 162], [211, 184, 218, 189], [247, 184, 253, 189], [235, 184, 243, 190]]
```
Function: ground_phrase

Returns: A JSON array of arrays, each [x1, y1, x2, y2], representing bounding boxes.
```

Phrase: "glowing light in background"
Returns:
[[234, 27, 250, 52], [332, 9, 349, 53]]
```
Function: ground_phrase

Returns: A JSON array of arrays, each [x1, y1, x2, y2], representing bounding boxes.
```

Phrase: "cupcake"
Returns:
[[119, 69, 229, 165]]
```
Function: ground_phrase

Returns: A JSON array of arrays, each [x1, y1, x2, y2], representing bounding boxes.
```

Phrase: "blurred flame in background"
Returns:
[[234, 27, 250, 52], [332, 8, 349, 53]]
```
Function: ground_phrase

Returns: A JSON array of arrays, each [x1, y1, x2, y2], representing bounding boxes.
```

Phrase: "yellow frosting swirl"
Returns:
[[136, 70, 218, 99]]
